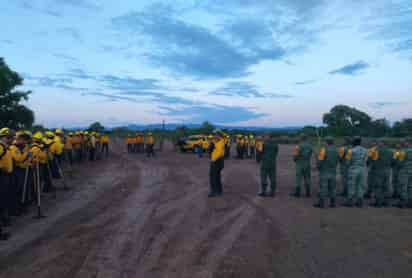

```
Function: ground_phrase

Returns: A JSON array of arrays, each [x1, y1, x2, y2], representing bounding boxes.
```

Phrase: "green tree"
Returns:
[[369, 118, 391, 137], [88, 121, 105, 132], [393, 119, 412, 137], [199, 121, 214, 134], [0, 57, 34, 129], [323, 105, 372, 136]]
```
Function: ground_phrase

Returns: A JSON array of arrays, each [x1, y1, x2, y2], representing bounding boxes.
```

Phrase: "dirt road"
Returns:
[[1, 141, 411, 278]]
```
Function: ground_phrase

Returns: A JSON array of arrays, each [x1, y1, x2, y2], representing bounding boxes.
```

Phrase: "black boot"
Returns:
[[330, 198, 336, 208], [343, 198, 353, 207], [393, 201, 406, 208], [371, 201, 382, 208], [364, 192, 371, 199], [314, 198, 325, 208], [258, 192, 266, 197], [290, 188, 301, 198], [356, 198, 364, 208], [0, 231, 10, 241], [408, 200, 412, 208]]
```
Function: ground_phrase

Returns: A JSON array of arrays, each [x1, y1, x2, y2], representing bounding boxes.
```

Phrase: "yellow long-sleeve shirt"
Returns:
[[145, 136, 154, 145], [64, 137, 73, 150], [211, 139, 225, 162], [0, 142, 13, 174], [9, 144, 30, 168], [31, 143, 48, 164], [101, 135, 110, 144]]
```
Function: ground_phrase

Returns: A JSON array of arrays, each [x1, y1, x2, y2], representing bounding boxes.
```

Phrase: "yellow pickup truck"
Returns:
[[180, 135, 210, 152]]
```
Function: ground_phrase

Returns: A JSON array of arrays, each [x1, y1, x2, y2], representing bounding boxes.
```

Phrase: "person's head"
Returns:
[[325, 136, 334, 146], [0, 128, 15, 144], [32, 132, 43, 143], [353, 136, 362, 146]]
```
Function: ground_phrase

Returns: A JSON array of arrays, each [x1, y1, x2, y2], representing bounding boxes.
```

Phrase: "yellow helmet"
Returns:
[[33, 132, 43, 141], [68, 132, 73, 136], [84, 131, 89, 135], [0, 127, 9, 137], [15, 131, 25, 138], [45, 131, 55, 138], [24, 131, 33, 138], [55, 129, 63, 135], [148, 132, 153, 135]]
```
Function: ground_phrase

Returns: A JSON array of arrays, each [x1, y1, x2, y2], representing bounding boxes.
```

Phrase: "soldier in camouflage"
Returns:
[[259, 134, 278, 197], [344, 137, 368, 207], [314, 137, 339, 208], [369, 140, 394, 207], [394, 139, 412, 208], [291, 135, 313, 197]]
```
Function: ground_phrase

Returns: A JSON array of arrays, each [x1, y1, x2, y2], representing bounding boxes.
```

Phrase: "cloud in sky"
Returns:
[[2, 0, 412, 127], [210, 82, 291, 98], [369, 101, 405, 109], [160, 104, 266, 124], [111, 9, 286, 79], [329, 60, 370, 76]]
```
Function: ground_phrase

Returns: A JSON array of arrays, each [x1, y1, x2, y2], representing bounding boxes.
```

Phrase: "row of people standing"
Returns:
[[125, 132, 155, 157], [235, 134, 256, 159], [0, 128, 111, 241]]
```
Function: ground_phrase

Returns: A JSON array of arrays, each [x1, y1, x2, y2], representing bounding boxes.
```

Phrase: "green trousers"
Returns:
[[260, 164, 276, 193], [374, 170, 391, 205], [295, 163, 311, 194], [347, 167, 365, 200], [399, 170, 412, 204], [319, 172, 336, 200], [340, 164, 349, 195], [392, 168, 400, 195]]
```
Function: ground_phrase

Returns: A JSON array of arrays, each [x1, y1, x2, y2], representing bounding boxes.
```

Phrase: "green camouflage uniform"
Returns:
[[366, 147, 377, 198], [372, 146, 393, 206], [294, 142, 313, 196], [346, 145, 368, 202], [398, 148, 412, 207], [260, 139, 278, 194], [317, 145, 339, 206], [339, 145, 350, 196], [392, 149, 401, 198]]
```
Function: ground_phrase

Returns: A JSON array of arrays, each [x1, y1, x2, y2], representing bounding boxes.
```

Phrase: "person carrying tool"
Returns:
[[0, 128, 13, 240], [9, 131, 31, 216]]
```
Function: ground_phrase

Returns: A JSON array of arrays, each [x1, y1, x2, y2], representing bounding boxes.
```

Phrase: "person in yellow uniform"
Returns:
[[54, 129, 64, 164], [209, 130, 225, 197], [126, 134, 132, 153], [64, 132, 74, 165], [35, 132, 54, 192], [100, 132, 110, 157], [145, 132, 155, 157], [72, 132, 82, 162], [44, 131, 62, 180], [249, 134, 256, 159], [0, 128, 13, 240], [255, 136, 264, 163], [9, 131, 31, 216], [88, 132, 97, 161]]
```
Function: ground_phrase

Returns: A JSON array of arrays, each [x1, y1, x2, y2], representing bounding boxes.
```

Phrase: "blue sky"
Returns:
[[1, 0, 411, 128]]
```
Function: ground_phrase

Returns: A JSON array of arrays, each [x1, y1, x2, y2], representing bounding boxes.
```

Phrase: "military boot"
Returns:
[[330, 198, 336, 208], [407, 200, 412, 208], [290, 188, 301, 198], [314, 198, 325, 208], [393, 200, 406, 208], [343, 198, 353, 207], [355, 198, 364, 208]]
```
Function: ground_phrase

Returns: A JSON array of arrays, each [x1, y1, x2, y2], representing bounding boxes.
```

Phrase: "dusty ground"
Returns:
[[0, 140, 412, 278]]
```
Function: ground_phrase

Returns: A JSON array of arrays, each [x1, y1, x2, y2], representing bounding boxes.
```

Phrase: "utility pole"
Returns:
[[160, 119, 165, 151]]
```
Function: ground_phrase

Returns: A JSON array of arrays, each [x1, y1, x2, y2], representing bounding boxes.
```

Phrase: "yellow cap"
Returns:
[[55, 129, 63, 135]]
